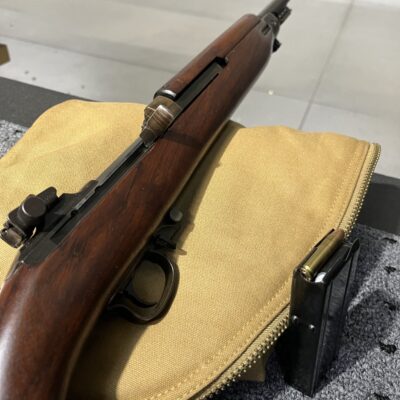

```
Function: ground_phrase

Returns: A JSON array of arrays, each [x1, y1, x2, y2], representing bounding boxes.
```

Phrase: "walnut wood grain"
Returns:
[[0, 17, 274, 400], [157, 14, 259, 98]]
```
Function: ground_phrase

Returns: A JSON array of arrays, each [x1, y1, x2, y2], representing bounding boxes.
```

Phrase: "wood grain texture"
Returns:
[[157, 14, 259, 97], [0, 16, 274, 400]]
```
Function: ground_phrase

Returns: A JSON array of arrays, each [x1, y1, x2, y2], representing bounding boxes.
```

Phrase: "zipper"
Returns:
[[338, 143, 381, 237], [197, 308, 290, 399], [195, 142, 381, 400]]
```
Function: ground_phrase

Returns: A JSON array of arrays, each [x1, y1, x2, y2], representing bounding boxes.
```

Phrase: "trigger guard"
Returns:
[[108, 251, 179, 324]]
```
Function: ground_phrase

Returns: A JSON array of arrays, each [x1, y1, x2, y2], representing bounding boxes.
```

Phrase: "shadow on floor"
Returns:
[[359, 174, 400, 236]]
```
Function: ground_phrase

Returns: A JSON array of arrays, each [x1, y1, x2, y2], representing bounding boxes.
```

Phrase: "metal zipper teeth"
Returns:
[[339, 143, 381, 237], [198, 309, 289, 400], [199, 143, 380, 400]]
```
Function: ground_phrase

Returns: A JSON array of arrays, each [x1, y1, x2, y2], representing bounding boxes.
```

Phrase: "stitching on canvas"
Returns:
[[144, 140, 367, 400]]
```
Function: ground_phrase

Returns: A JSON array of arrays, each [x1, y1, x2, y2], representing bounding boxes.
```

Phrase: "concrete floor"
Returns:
[[0, 0, 399, 177]]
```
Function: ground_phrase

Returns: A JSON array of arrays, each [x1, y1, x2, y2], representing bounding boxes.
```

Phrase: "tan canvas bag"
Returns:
[[0, 100, 380, 399]]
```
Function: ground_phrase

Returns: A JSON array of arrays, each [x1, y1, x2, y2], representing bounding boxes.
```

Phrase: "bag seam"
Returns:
[[141, 141, 368, 400]]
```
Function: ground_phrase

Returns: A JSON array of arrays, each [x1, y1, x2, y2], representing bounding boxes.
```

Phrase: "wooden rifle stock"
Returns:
[[0, 3, 290, 399]]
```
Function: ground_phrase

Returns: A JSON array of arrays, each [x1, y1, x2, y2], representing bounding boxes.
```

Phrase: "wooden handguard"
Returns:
[[156, 14, 259, 98], [0, 10, 278, 400]]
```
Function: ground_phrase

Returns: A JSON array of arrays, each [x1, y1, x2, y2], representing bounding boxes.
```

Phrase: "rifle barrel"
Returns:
[[259, 0, 291, 23]]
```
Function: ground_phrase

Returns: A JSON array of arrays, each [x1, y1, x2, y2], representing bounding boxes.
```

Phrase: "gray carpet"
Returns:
[[215, 225, 400, 400], [1, 121, 399, 399], [0, 120, 25, 158]]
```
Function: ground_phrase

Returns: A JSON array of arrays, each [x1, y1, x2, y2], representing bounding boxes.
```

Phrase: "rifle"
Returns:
[[0, 2, 291, 399]]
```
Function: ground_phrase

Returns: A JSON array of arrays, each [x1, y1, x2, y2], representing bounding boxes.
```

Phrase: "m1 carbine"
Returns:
[[0, 1, 291, 399]]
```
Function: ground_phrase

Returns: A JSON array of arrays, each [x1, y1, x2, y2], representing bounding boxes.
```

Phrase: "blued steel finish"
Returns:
[[259, 0, 291, 20], [108, 250, 179, 324], [1, 187, 58, 248], [0, 2, 292, 398], [108, 207, 182, 323], [141, 58, 225, 146], [277, 238, 360, 397]]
